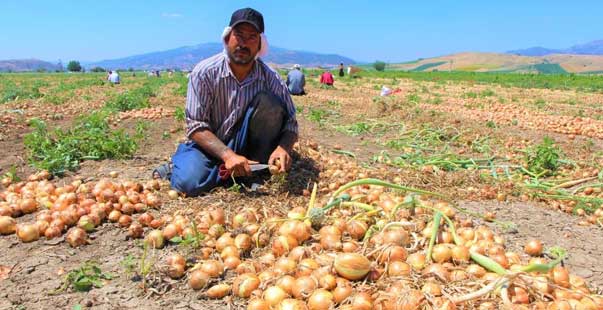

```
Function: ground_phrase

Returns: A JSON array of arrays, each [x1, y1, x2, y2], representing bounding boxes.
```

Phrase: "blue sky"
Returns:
[[1, 1, 602, 63]]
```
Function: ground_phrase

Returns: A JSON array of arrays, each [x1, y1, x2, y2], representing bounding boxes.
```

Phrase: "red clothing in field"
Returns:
[[320, 71, 334, 85]]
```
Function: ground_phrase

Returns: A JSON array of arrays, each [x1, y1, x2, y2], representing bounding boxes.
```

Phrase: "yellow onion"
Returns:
[[334, 253, 371, 281], [272, 234, 298, 257], [224, 256, 241, 270], [277, 299, 308, 310], [524, 239, 543, 256], [264, 285, 289, 307], [550, 266, 570, 288], [235, 233, 253, 251], [189, 270, 210, 290], [44, 226, 62, 239], [19, 198, 38, 214], [406, 252, 426, 270], [128, 223, 144, 238], [291, 276, 317, 299], [431, 244, 452, 263], [307, 289, 334, 310], [346, 220, 367, 240], [351, 292, 373, 310], [16, 223, 40, 242], [332, 283, 353, 304], [279, 220, 311, 243], [108, 210, 121, 222], [233, 273, 261, 298], [77, 215, 95, 232], [276, 275, 296, 295], [65, 227, 88, 247], [387, 261, 411, 277], [378, 245, 408, 264], [247, 299, 270, 310], [423, 263, 450, 282], [144, 229, 165, 249], [200, 260, 224, 278], [0, 216, 16, 235], [206, 283, 231, 299], [451, 245, 470, 263]]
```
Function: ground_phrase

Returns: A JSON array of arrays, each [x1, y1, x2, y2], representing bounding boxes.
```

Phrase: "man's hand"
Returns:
[[269, 146, 292, 173], [223, 150, 257, 177]]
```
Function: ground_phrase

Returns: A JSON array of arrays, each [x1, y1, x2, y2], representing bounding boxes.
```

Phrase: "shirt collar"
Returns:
[[219, 51, 264, 83]]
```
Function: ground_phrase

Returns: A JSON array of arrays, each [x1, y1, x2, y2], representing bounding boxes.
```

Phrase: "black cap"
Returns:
[[229, 8, 264, 33]]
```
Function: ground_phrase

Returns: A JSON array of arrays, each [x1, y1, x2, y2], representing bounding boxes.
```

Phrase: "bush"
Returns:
[[373, 61, 386, 71], [91, 67, 106, 72], [24, 111, 141, 175], [67, 61, 82, 72]]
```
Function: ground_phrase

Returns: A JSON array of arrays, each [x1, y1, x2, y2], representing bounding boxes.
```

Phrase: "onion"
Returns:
[[272, 234, 298, 257], [279, 220, 311, 243], [332, 283, 353, 304], [524, 239, 543, 256], [138, 212, 154, 227], [0, 216, 16, 235], [233, 273, 261, 298], [307, 289, 334, 310], [451, 245, 470, 263], [167, 190, 179, 200], [247, 299, 270, 310], [128, 223, 144, 238], [406, 252, 426, 270], [466, 264, 486, 278], [264, 286, 289, 307], [216, 233, 235, 251], [66, 227, 88, 247], [189, 270, 209, 290], [334, 253, 370, 281], [277, 299, 308, 310], [162, 223, 179, 240], [16, 223, 40, 242], [108, 210, 121, 222], [422, 263, 450, 282], [275, 257, 297, 274], [235, 233, 253, 251], [35, 220, 49, 235], [201, 260, 224, 278], [44, 226, 62, 239], [382, 228, 410, 246], [206, 283, 231, 299], [292, 276, 317, 299], [276, 275, 296, 295], [144, 229, 165, 249], [422, 281, 442, 296], [352, 292, 373, 310], [378, 245, 408, 264], [318, 274, 337, 290], [77, 215, 96, 232], [19, 198, 38, 214], [149, 219, 163, 229], [220, 245, 240, 260], [346, 220, 368, 240], [224, 256, 241, 269], [387, 261, 411, 277], [550, 266, 570, 288], [431, 244, 452, 263], [167, 262, 185, 279], [118, 215, 132, 228]]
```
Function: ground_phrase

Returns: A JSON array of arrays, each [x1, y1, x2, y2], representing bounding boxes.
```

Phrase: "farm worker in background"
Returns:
[[152, 7, 298, 197], [319, 70, 334, 86], [338, 63, 345, 77], [106, 71, 112, 81], [286, 64, 305, 95], [108, 70, 120, 84]]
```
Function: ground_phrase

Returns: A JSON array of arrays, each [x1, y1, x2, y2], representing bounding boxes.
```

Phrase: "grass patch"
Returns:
[[24, 111, 142, 175]]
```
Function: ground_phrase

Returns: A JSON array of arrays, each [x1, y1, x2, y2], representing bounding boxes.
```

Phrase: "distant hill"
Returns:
[[87, 43, 355, 70], [0, 59, 61, 72], [388, 52, 603, 74], [508, 40, 603, 56]]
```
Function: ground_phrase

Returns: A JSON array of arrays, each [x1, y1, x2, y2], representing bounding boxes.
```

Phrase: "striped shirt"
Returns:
[[186, 52, 298, 142]]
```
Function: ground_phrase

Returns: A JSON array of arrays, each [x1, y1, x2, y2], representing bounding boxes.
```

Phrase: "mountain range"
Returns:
[[508, 40, 603, 56], [0, 59, 61, 72], [87, 43, 355, 70]]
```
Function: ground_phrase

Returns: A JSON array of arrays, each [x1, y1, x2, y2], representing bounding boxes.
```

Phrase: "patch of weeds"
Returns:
[[335, 122, 371, 136], [0, 80, 43, 103], [480, 89, 495, 97], [524, 137, 561, 176], [485, 120, 497, 129], [306, 108, 332, 127], [173, 76, 188, 97], [162, 131, 171, 140], [511, 119, 518, 126], [174, 106, 185, 122], [104, 84, 156, 111], [120, 254, 137, 278], [406, 92, 420, 105], [533, 98, 547, 109], [55, 261, 112, 293], [24, 111, 141, 175], [326, 100, 340, 108], [430, 97, 443, 105], [170, 219, 205, 248], [463, 92, 477, 99]]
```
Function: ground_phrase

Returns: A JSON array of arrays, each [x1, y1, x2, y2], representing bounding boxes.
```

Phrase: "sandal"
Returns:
[[152, 162, 173, 180]]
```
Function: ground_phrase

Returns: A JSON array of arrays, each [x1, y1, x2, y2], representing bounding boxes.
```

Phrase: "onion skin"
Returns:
[[0, 216, 16, 235], [334, 253, 371, 281]]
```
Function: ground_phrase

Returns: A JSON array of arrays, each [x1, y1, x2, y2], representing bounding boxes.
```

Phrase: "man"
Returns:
[[320, 70, 334, 86], [155, 8, 298, 197], [338, 63, 344, 77], [286, 64, 305, 95], [108, 70, 120, 84]]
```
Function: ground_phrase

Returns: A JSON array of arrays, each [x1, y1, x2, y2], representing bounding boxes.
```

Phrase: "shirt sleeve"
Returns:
[[267, 70, 298, 136], [185, 72, 213, 138]]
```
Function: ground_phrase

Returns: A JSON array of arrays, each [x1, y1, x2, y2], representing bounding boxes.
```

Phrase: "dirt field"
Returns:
[[1, 72, 602, 309]]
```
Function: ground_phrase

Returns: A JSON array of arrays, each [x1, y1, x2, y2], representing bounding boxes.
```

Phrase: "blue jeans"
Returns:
[[170, 91, 286, 196]]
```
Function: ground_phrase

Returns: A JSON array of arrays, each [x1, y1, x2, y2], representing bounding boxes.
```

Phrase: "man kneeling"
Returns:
[[158, 8, 298, 197]]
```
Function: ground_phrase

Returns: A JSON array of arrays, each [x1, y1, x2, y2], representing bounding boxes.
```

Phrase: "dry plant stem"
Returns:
[[450, 273, 514, 304], [552, 176, 597, 189]]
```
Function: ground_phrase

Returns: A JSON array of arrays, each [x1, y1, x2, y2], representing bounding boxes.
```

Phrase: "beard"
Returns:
[[227, 46, 255, 65]]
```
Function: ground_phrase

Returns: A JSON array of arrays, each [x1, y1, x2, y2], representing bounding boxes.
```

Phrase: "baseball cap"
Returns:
[[229, 8, 264, 33]]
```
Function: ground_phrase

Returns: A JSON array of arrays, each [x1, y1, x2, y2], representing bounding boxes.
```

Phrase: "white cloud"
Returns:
[[161, 13, 183, 18]]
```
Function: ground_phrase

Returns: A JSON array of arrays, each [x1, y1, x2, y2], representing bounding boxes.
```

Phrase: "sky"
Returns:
[[1, 0, 602, 63]]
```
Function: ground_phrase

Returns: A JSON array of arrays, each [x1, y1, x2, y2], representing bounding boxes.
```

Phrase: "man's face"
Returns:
[[226, 23, 260, 65]]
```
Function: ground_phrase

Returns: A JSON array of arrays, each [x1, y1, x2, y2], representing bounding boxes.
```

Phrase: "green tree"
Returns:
[[373, 61, 386, 71], [91, 67, 106, 72], [67, 61, 82, 72]]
